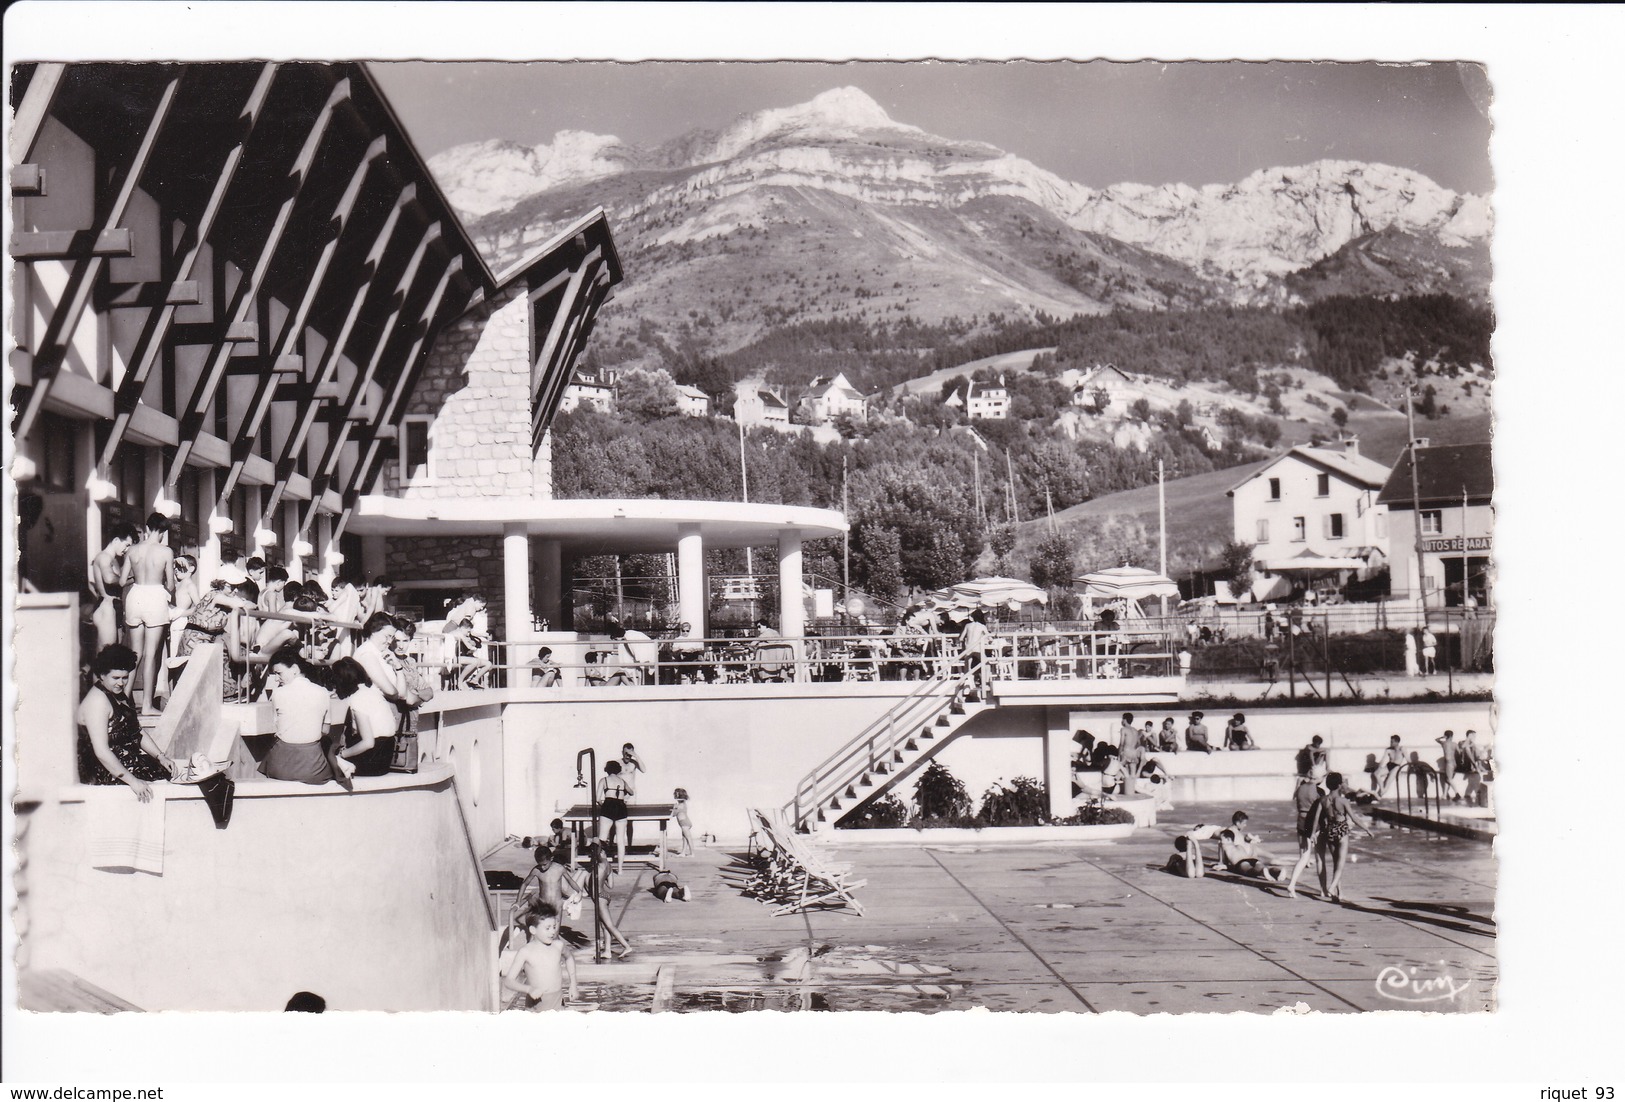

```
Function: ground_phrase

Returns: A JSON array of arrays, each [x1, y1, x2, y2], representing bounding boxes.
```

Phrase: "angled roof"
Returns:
[[1075, 364, 1134, 388], [1378, 442, 1494, 507], [675, 384, 709, 401], [759, 389, 788, 408], [1226, 442, 1390, 496]]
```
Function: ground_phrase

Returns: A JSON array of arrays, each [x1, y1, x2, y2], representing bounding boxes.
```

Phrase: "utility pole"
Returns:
[[1405, 387, 1427, 621], [1006, 452, 1020, 524], [1157, 458, 1169, 618], [973, 452, 983, 529], [739, 419, 753, 578], [842, 453, 850, 603]]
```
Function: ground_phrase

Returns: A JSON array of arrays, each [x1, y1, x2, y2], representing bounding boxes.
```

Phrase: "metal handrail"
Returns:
[[1396, 761, 1443, 822], [787, 676, 963, 830]]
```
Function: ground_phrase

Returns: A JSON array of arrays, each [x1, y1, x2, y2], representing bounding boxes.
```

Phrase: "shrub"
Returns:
[[1063, 799, 1137, 826], [978, 776, 1050, 826], [914, 760, 973, 822], [838, 793, 909, 829]]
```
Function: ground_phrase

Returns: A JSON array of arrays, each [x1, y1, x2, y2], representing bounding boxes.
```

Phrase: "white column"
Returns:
[[677, 524, 705, 638], [197, 468, 221, 590], [283, 501, 305, 583], [535, 538, 563, 631], [1045, 707, 1077, 821], [79, 427, 102, 580], [315, 513, 337, 593], [778, 526, 804, 681], [503, 522, 532, 644]]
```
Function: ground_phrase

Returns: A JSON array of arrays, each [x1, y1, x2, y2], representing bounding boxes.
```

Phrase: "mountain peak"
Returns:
[[798, 86, 897, 128]]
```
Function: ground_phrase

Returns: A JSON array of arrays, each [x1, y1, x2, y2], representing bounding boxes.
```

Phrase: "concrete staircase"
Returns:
[[786, 679, 992, 832]]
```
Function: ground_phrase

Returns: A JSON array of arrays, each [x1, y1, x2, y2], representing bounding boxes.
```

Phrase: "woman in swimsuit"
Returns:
[[597, 759, 633, 849], [78, 644, 174, 800], [1313, 772, 1373, 903]]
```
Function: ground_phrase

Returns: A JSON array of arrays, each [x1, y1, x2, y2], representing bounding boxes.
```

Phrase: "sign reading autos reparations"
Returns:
[[1423, 537, 1493, 553]]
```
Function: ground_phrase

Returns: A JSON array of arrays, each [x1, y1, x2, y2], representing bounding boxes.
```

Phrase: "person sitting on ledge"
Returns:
[[329, 657, 397, 778], [78, 644, 175, 801], [261, 646, 342, 785], [529, 647, 561, 688]]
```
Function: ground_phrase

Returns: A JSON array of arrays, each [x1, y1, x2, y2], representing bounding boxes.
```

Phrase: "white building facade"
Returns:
[[1227, 438, 1392, 600]]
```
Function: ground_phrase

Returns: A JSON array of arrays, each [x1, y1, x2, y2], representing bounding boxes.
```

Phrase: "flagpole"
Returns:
[[1158, 458, 1168, 618]]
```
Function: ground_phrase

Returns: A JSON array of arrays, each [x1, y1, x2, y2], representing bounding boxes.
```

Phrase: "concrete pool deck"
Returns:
[[487, 806, 1496, 1014]]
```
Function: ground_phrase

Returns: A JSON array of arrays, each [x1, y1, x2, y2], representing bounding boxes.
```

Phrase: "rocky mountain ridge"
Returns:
[[425, 87, 1491, 364]]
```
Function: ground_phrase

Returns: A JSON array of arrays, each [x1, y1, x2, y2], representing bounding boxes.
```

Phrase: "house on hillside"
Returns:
[[797, 371, 867, 425], [733, 381, 790, 426], [559, 368, 618, 414], [945, 378, 1009, 420], [675, 384, 711, 417], [1227, 437, 1392, 602], [1377, 441, 1493, 608], [1070, 364, 1137, 413]]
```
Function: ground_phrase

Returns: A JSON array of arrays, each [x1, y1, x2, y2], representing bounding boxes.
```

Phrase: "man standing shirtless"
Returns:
[[122, 513, 175, 714], [89, 523, 138, 652]]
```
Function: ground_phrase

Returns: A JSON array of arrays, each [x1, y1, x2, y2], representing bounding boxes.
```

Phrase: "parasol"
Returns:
[[1075, 564, 1180, 603], [929, 576, 1049, 613]]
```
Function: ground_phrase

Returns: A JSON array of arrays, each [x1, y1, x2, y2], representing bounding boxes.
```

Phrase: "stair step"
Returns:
[[936, 715, 951, 727], [904, 740, 918, 752], [949, 703, 965, 715], [860, 774, 873, 787], [892, 751, 905, 764], [828, 797, 841, 810], [845, 785, 857, 799]]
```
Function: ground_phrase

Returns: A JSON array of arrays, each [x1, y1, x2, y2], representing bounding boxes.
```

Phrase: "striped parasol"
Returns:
[[929, 576, 1049, 613], [1075, 564, 1181, 603]]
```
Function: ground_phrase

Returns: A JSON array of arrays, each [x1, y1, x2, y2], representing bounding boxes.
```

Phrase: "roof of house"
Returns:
[[964, 381, 1007, 400], [1075, 364, 1134, 388], [1225, 441, 1391, 497], [675, 384, 709, 401], [1377, 442, 1494, 507], [759, 389, 788, 408]]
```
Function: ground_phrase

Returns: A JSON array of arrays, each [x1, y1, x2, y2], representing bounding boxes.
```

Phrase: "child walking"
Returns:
[[501, 904, 578, 1011], [672, 787, 693, 856]]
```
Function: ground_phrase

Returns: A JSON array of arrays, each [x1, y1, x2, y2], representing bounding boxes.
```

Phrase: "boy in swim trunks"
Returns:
[[122, 513, 175, 714], [501, 904, 577, 1011], [1217, 811, 1285, 881], [90, 523, 138, 653]]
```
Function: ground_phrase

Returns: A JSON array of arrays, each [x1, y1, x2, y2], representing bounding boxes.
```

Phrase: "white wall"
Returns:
[[23, 770, 496, 1011]]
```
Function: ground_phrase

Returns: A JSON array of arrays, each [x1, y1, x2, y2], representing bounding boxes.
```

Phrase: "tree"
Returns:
[[1130, 397, 1153, 423], [617, 367, 680, 421], [1331, 405, 1350, 430], [989, 522, 1018, 575], [853, 524, 902, 600], [1030, 529, 1076, 590], [1217, 539, 1255, 598], [1175, 398, 1195, 428]]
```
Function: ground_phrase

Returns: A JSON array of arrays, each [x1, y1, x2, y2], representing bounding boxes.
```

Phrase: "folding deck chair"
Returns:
[[748, 809, 867, 917]]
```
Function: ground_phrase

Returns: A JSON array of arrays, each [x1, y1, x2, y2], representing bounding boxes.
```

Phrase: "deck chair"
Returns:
[[748, 809, 866, 917]]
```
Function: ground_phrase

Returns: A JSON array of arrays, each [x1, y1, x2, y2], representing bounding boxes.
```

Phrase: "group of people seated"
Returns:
[[86, 511, 415, 713], [75, 630, 420, 796]]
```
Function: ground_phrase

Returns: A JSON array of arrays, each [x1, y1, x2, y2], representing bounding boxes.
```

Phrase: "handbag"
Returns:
[[563, 894, 584, 922], [390, 725, 419, 774]]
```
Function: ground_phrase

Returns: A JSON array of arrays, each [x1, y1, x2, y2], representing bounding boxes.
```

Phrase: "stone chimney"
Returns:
[[1340, 435, 1361, 456]]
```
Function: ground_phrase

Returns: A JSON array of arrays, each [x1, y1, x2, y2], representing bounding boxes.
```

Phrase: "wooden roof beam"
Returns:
[[211, 134, 388, 512], [14, 73, 180, 441], [264, 184, 417, 526], [96, 63, 279, 474], [346, 257, 463, 512], [166, 76, 352, 484], [298, 221, 441, 536]]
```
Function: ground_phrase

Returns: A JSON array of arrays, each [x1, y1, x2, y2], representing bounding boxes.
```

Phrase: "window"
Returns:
[[1421, 510, 1443, 535], [1268, 477, 1281, 501], [1292, 516, 1306, 542], [1316, 473, 1330, 497], [1324, 513, 1345, 539], [1256, 519, 1270, 544], [400, 415, 434, 482]]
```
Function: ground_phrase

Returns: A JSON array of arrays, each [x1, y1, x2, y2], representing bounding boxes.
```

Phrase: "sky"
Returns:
[[371, 60, 1495, 194]]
